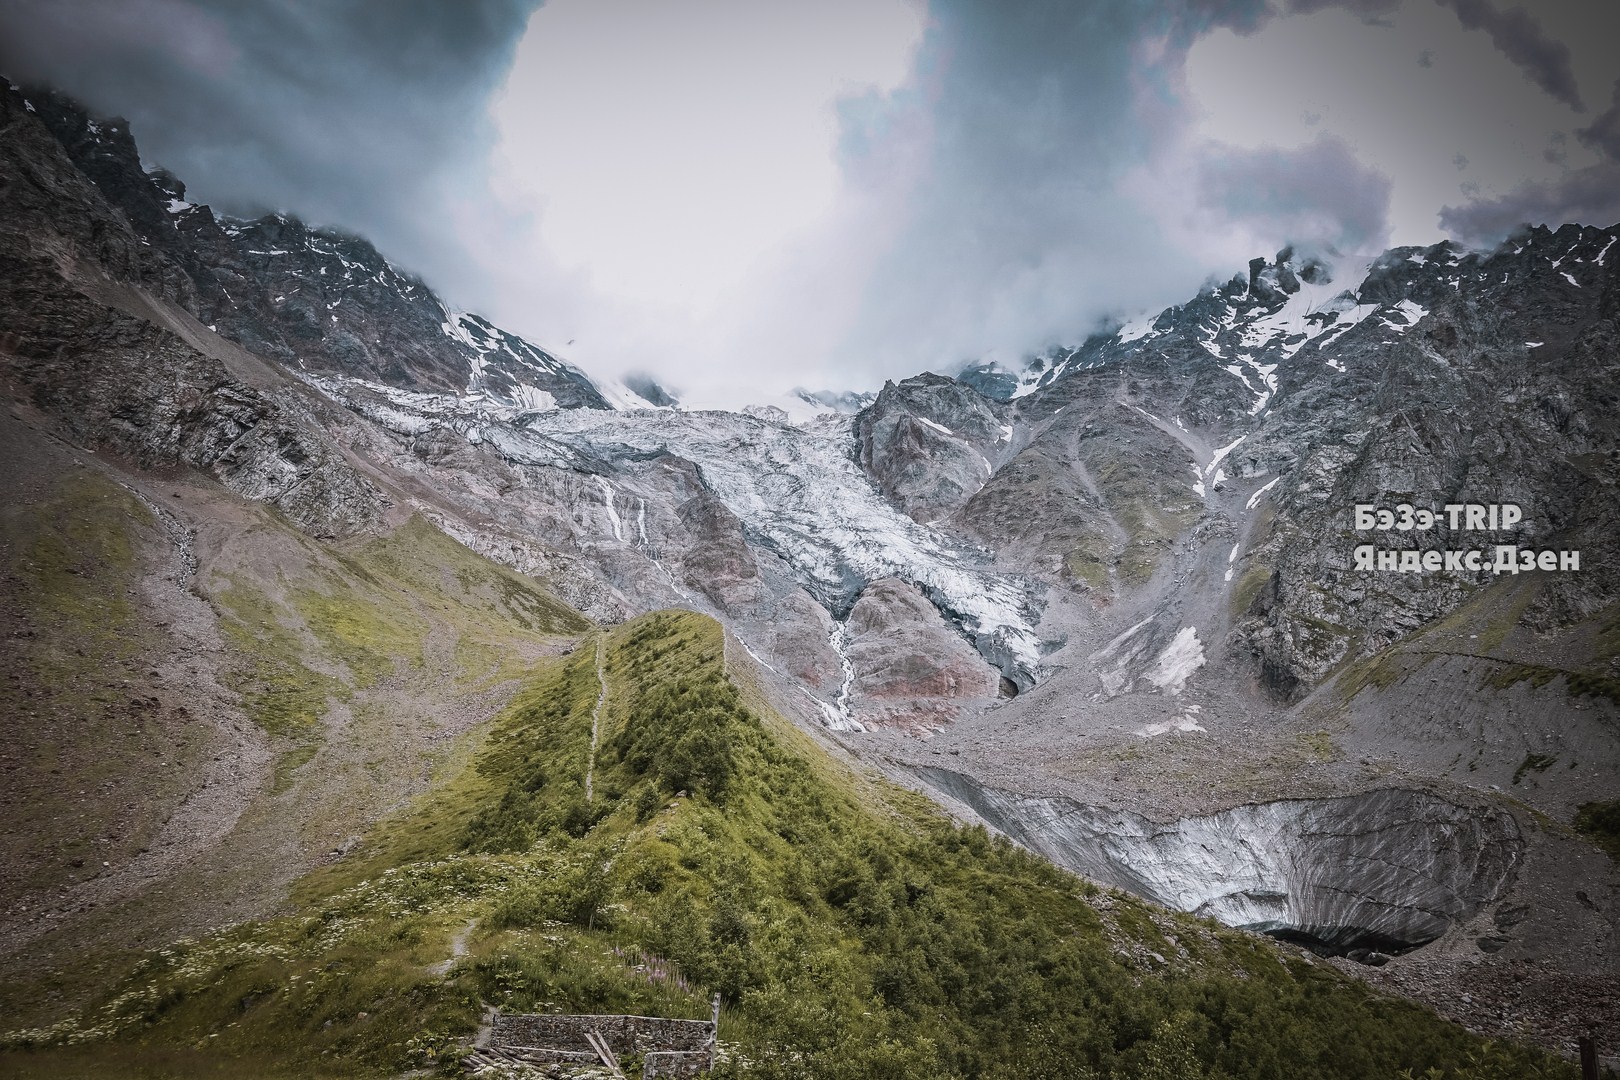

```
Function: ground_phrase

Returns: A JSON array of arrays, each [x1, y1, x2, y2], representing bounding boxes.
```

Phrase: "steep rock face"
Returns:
[[922, 770, 1522, 956], [676, 489, 764, 612], [19, 88, 199, 308], [956, 400, 1204, 593], [0, 86, 386, 538], [844, 577, 1002, 733], [22, 87, 608, 411], [1229, 227, 1620, 696], [855, 373, 1009, 522], [9, 83, 1617, 723]]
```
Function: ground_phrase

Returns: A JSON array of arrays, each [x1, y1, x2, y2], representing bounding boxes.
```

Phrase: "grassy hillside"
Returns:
[[0, 610, 1578, 1080], [0, 438, 593, 1042]]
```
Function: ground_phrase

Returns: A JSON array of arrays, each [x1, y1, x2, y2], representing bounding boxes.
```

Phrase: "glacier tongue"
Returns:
[[523, 408, 1044, 686]]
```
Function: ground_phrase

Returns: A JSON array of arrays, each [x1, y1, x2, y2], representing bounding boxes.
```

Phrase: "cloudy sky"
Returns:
[[3, 0, 1617, 402]]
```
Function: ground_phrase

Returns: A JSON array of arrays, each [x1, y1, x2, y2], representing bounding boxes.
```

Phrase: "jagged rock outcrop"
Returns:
[[844, 577, 1001, 732], [954, 232, 1620, 698], [1231, 228, 1620, 695], [12, 80, 1618, 710], [677, 490, 763, 612], [854, 373, 1009, 522]]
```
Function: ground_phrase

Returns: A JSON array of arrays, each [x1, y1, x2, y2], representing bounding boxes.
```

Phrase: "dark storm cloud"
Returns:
[[1284, 0, 1399, 20], [1288, 0, 1582, 110], [1577, 80, 1620, 159], [0, 0, 536, 296], [1431, 0, 1583, 111], [1198, 135, 1393, 252], [1440, 80, 1620, 242], [830, 0, 1279, 369], [1438, 161, 1620, 241]]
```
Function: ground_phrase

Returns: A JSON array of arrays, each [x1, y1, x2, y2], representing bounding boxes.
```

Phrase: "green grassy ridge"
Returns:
[[2, 612, 1577, 1079]]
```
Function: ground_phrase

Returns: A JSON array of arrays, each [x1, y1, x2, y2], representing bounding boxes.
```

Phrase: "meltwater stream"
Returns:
[[919, 770, 1521, 958]]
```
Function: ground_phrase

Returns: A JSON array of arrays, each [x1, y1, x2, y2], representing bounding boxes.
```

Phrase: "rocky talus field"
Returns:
[[1, 82, 1617, 1078]]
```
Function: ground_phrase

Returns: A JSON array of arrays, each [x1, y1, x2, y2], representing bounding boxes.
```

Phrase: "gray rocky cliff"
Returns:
[[20, 86, 608, 411], [1, 84, 387, 538], [854, 373, 1009, 523]]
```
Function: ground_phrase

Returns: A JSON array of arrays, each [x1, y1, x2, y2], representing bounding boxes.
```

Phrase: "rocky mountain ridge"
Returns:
[[20, 84, 611, 410]]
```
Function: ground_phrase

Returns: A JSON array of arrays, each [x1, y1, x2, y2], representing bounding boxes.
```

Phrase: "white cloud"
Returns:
[[471, 0, 926, 401]]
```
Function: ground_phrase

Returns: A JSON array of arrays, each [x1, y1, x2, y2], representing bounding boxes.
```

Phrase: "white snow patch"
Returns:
[[1235, 262, 1377, 359], [1311, 300, 1379, 353], [1092, 615, 1154, 661], [1561, 271, 1579, 287], [917, 416, 954, 436], [1596, 237, 1615, 266], [1146, 627, 1205, 696], [1525, 341, 1544, 348], [1116, 313, 1158, 343], [1222, 364, 1258, 394], [507, 385, 558, 412], [1228, 543, 1240, 564], [1395, 299, 1428, 323], [1136, 703, 1206, 739], [1205, 435, 1246, 479], [1245, 476, 1281, 510]]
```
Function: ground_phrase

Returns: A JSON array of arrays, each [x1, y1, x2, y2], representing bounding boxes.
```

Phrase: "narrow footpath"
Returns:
[[585, 634, 606, 802]]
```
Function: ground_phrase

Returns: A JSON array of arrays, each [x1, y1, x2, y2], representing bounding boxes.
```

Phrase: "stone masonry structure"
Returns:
[[469, 1010, 715, 1077]]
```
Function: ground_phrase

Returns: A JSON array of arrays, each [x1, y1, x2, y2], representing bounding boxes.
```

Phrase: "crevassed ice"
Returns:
[[524, 409, 1043, 678]]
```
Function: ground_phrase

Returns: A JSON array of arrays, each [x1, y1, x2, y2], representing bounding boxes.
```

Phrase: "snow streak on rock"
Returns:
[[1245, 476, 1281, 510], [596, 477, 624, 542]]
